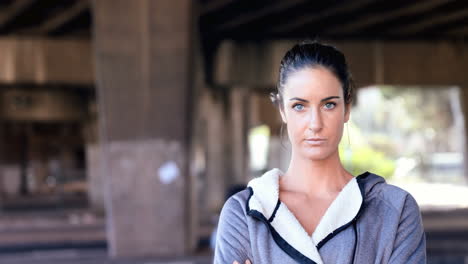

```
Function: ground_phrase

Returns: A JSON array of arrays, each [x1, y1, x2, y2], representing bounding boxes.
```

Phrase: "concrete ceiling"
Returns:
[[0, 0, 91, 37], [0, 0, 467, 41], [199, 0, 468, 41]]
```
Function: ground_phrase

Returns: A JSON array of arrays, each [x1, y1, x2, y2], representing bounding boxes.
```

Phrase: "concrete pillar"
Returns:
[[0, 38, 93, 84], [0, 121, 5, 199], [248, 91, 288, 175], [0, 123, 22, 199], [230, 87, 249, 184], [92, 0, 193, 257], [201, 91, 228, 213], [459, 85, 468, 182], [83, 98, 104, 211], [1, 164, 20, 197], [85, 143, 102, 210]]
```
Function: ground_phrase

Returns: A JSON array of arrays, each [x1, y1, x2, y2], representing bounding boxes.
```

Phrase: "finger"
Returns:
[[245, 260, 252, 264], [233, 261, 239, 264]]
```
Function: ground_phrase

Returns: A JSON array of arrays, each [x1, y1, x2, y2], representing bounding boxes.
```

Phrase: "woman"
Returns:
[[214, 41, 426, 264]]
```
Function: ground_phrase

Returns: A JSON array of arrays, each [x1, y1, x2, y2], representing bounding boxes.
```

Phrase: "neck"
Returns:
[[281, 149, 353, 198]]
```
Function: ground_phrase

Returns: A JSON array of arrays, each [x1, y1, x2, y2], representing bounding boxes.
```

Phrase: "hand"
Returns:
[[233, 260, 251, 264]]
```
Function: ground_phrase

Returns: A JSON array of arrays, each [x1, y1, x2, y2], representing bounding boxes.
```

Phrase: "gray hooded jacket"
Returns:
[[214, 169, 426, 264]]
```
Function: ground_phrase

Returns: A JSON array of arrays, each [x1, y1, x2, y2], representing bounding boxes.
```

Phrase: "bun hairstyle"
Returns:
[[270, 41, 355, 109], [269, 92, 281, 108]]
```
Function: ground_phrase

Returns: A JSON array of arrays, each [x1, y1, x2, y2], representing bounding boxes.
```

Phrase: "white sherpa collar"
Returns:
[[246, 168, 365, 264]]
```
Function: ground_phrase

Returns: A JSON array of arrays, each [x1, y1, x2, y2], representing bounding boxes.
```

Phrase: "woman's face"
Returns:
[[280, 66, 350, 161]]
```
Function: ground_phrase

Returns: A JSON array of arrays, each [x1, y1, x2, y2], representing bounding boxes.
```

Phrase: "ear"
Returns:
[[344, 103, 351, 123]]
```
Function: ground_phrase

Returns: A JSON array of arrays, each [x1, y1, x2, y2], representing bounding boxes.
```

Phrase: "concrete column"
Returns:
[[0, 123, 22, 199], [248, 91, 288, 175], [85, 143, 102, 210], [0, 122, 5, 199], [83, 98, 104, 211], [230, 87, 249, 184], [201, 91, 227, 213], [93, 0, 193, 258], [459, 85, 468, 183]]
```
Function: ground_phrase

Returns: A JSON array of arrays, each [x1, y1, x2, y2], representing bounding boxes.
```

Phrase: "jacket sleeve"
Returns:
[[213, 196, 252, 264], [389, 194, 426, 264]]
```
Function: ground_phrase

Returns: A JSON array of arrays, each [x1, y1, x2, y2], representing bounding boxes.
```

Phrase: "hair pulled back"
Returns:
[[271, 41, 354, 109]]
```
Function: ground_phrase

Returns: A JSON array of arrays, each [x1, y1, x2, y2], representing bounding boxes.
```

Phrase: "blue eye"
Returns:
[[324, 102, 336, 109], [293, 104, 305, 111]]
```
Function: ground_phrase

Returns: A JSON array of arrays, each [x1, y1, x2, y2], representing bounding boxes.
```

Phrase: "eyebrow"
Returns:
[[289, 96, 340, 103]]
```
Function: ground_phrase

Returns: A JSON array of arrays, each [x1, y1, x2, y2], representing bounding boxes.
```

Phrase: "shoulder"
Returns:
[[364, 179, 427, 262], [221, 189, 251, 212], [361, 173, 421, 215], [215, 189, 253, 263], [218, 189, 251, 226]]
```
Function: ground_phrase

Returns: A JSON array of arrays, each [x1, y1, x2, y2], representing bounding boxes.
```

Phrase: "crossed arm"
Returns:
[[388, 194, 426, 264], [213, 197, 253, 264]]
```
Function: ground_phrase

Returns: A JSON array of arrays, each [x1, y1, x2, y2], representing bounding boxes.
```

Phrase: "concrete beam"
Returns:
[[0, 37, 93, 84], [268, 0, 375, 34], [0, 89, 85, 121], [214, 40, 468, 88], [327, 0, 454, 34], [0, 0, 34, 28], [211, 0, 308, 33], [200, 0, 236, 15], [446, 25, 468, 36], [388, 8, 468, 35], [37, 0, 89, 35]]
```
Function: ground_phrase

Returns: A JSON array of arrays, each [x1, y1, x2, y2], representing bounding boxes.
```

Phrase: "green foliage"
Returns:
[[337, 85, 461, 182], [339, 144, 396, 179]]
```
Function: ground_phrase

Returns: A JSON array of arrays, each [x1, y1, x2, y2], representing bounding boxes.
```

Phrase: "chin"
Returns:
[[300, 148, 334, 161]]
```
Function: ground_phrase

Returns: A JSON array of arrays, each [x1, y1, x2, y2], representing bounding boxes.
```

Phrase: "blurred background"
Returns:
[[0, 0, 467, 263]]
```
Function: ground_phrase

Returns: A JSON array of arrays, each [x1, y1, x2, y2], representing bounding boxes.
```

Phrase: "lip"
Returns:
[[305, 138, 326, 141], [305, 138, 326, 146]]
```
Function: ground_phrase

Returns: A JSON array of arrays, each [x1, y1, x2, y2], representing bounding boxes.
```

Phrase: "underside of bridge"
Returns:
[[0, 0, 466, 262]]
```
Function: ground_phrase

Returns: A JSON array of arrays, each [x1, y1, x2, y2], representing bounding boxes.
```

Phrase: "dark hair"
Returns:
[[270, 41, 354, 109]]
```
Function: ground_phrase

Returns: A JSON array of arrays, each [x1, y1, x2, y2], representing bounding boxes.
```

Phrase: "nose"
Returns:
[[308, 109, 323, 132]]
